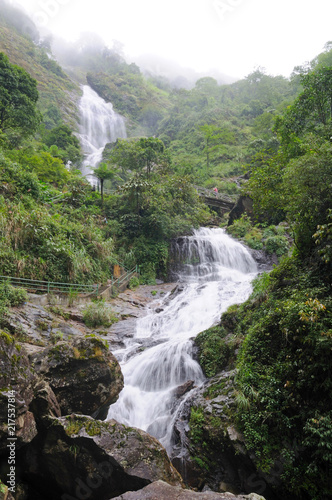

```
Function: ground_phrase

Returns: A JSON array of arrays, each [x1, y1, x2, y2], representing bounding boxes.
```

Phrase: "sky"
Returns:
[[10, 0, 332, 79]]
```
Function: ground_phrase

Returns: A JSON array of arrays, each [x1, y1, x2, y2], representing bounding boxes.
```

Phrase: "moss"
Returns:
[[0, 330, 14, 345], [195, 326, 235, 377], [65, 416, 107, 437], [36, 319, 49, 331]]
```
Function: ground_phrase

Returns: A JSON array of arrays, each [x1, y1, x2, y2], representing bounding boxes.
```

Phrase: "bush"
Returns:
[[0, 282, 27, 307], [128, 276, 140, 289], [265, 235, 289, 256], [82, 300, 118, 328], [244, 227, 263, 250], [227, 214, 253, 239], [195, 326, 234, 377]]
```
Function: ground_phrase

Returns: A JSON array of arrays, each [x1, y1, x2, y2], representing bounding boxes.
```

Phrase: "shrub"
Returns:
[[128, 276, 140, 289], [244, 227, 263, 250], [227, 214, 253, 239], [265, 235, 289, 256], [195, 326, 234, 377], [0, 282, 27, 307], [82, 300, 118, 328]]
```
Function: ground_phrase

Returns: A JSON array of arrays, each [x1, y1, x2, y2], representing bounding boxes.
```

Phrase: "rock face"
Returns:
[[0, 324, 185, 500], [29, 335, 124, 418], [112, 480, 267, 499], [228, 196, 254, 226], [0, 331, 38, 452], [170, 371, 277, 499], [22, 415, 182, 500]]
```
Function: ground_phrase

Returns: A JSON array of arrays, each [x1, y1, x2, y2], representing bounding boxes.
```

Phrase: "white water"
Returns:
[[107, 228, 257, 450], [78, 85, 126, 183]]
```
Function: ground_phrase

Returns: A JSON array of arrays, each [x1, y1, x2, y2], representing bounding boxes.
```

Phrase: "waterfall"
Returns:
[[78, 85, 127, 183], [107, 228, 257, 451]]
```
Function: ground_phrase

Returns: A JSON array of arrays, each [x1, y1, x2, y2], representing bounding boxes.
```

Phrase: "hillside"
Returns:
[[0, 0, 81, 129]]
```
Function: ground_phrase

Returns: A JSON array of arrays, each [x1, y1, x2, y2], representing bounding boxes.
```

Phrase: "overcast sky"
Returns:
[[11, 0, 332, 79]]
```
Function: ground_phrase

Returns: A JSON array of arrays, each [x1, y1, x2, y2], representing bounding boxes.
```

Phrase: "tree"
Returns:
[[198, 124, 226, 170], [136, 137, 166, 179], [24, 151, 71, 187], [93, 163, 119, 206], [43, 124, 82, 165], [0, 53, 41, 139], [107, 137, 168, 179], [277, 67, 332, 143]]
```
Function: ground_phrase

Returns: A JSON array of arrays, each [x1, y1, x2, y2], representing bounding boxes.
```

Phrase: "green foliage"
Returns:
[[128, 276, 140, 290], [0, 281, 27, 326], [0, 149, 116, 284], [235, 255, 332, 498], [227, 216, 290, 255], [227, 214, 253, 239], [43, 124, 82, 165], [82, 300, 118, 328], [195, 326, 233, 377], [313, 209, 332, 264], [189, 406, 206, 444], [250, 272, 271, 302], [0, 281, 27, 306], [0, 52, 41, 140], [265, 235, 289, 256], [277, 67, 332, 142], [21, 151, 71, 187]]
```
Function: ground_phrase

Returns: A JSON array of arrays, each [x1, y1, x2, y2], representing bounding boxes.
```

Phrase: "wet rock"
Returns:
[[170, 371, 277, 498], [30, 380, 61, 426], [22, 415, 182, 500], [112, 480, 268, 499], [29, 335, 124, 417], [7, 303, 84, 346], [173, 380, 195, 398], [0, 332, 38, 452]]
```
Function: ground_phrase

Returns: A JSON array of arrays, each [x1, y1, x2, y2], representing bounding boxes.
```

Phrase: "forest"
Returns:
[[0, 1, 331, 499]]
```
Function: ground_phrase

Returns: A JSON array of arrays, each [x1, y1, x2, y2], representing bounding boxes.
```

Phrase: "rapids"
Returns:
[[107, 228, 258, 452]]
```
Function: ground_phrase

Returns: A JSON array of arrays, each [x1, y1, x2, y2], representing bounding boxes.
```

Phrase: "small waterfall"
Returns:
[[107, 228, 257, 451], [78, 85, 126, 183]]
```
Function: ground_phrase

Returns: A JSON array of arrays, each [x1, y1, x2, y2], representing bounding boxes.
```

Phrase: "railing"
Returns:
[[0, 276, 99, 295], [0, 264, 139, 297], [110, 265, 139, 294]]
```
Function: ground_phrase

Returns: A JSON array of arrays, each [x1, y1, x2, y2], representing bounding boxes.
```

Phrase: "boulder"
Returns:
[[29, 380, 61, 426], [112, 480, 267, 499], [0, 331, 38, 453], [22, 415, 182, 500], [228, 196, 254, 226], [170, 371, 277, 499], [29, 335, 124, 418]]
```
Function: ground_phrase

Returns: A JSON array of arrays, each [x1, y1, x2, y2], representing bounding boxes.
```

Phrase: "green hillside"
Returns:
[[0, 0, 81, 129]]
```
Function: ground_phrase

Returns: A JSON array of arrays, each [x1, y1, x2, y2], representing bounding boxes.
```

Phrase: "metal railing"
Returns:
[[0, 276, 99, 295], [110, 265, 139, 293]]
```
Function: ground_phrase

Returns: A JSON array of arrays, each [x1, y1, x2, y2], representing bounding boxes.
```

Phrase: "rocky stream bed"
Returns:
[[0, 284, 268, 500]]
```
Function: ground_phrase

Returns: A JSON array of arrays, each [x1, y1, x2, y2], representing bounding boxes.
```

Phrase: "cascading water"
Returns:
[[78, 85, 126, 183], [107, 228, 257, 452]]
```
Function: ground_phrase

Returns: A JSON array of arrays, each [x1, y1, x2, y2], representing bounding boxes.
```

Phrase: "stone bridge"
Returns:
[[194, 186, 236, 214]]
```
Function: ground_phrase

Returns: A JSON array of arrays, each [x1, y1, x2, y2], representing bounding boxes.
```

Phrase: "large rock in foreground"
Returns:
[[171, 371, 278, 499], [30, 335, 124, 418], [0, 331, 38, 452], [23, 415, 182, 500], [113, 480, 267, 499]]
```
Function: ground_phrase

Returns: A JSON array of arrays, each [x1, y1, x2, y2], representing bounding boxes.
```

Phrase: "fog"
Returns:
[[6, 0, 332, 81]]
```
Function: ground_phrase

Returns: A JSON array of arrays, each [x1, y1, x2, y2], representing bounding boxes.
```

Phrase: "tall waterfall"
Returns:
[[78, 85, 127, 182], [107, 228, 257, 451]]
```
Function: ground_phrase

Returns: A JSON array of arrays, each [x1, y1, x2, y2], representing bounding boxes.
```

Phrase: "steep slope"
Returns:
[[0, 0, 81, 129]]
